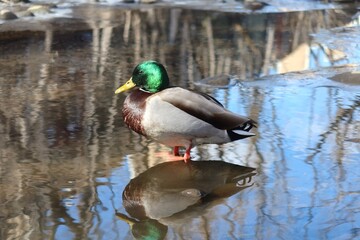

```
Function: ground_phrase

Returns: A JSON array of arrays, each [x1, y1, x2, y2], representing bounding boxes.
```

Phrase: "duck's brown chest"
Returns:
[[122, 89, 152, 136]]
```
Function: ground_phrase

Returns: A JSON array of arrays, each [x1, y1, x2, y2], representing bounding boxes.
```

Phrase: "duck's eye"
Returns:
[[133, 68, 143, 76]]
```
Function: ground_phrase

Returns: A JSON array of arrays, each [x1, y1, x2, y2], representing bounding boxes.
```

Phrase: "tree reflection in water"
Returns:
[[0, 5, 359, 240]]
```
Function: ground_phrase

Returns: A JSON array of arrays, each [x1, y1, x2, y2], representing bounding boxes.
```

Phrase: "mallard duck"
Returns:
[[115, 61, 256, 162]]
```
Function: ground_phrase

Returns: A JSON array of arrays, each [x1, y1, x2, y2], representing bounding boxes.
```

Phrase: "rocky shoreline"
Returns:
[[0, 2, 59, 20], [0, 0, 358, 23]]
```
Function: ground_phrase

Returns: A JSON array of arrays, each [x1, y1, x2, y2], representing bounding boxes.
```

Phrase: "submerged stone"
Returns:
[[0, 10, 18, 20]]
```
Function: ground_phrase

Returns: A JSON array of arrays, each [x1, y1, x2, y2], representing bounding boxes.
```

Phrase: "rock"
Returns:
[[194, 74, 240, 89], [0, 10, 18, 20], [15, 11, 35, 18], [330, 71, 360, 86], [238, 0, 270, 11], [139, 0, 159, 3], [0, 0, 30, 3], [27, 5, 52, 15]]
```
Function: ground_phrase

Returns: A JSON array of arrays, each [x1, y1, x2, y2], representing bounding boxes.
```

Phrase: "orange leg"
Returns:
[[154, 151, 183, 162], [173, 146, 180, 156], [183, 144, 192, 163]]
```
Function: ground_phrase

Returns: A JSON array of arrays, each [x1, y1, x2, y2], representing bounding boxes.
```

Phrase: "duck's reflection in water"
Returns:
[[117, 160, 256, 239]]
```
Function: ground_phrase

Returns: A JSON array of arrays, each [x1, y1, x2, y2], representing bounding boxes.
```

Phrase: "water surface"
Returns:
[[0, 5, 359, 240]]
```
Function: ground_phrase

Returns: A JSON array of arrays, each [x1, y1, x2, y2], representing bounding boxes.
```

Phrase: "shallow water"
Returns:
[[0, 4, 360, 240]]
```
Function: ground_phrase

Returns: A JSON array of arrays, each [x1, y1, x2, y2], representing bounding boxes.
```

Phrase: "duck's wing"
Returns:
[[158, 87, 256, 130]]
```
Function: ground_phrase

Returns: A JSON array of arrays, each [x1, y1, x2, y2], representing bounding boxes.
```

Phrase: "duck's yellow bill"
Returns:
[[115, 78, 136, 94]]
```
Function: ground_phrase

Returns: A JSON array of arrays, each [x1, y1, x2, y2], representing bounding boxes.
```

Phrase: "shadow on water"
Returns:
[[0, 3, 359, 240], [117, 160, 256, 240]]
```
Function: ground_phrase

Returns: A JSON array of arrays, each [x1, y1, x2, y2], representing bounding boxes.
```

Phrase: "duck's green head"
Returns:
[[115, 61, 170, 94]]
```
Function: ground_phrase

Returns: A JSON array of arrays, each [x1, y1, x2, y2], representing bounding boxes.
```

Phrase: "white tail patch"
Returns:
[[232, 129, 256, 136]]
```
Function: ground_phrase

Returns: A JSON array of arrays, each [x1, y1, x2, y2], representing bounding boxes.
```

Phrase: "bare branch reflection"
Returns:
[[0, 5, 358, 240]]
